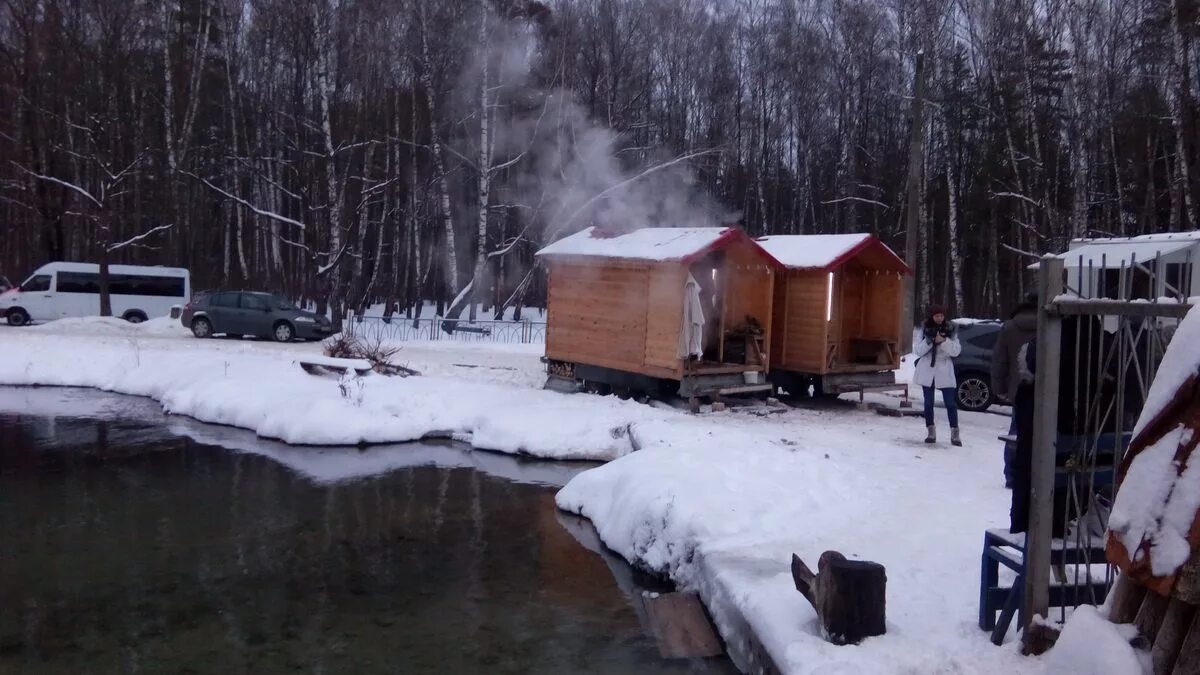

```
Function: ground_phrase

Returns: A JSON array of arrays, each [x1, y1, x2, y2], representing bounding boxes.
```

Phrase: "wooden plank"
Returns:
[[1055, 300, 1192, 318], [1022, 256, 1065, 646], [642, 591, 724, 659], [1136, 592, 1171, 646], [762, 267, 774, 371], [1172, 610, 1200, 675], [1109, 574, 1148, 624], [644, 265, 685, 369], [1153, 598, 1195, 675], [779, 275, 790, 365], [545, 350, 679, 380], [718, 259, 727, 363]]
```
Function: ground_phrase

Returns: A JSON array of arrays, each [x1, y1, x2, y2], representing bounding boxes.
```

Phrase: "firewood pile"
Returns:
[[1101, 315, 1200, 674]]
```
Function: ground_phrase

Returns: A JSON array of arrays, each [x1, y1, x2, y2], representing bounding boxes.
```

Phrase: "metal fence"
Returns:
[[1021, 254, 1192, 643], [342, 316, 546, 344]]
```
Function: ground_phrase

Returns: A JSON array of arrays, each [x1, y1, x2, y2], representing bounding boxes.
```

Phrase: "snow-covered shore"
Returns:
[[0, 317, 1128, 673], [0, 317, 646, 460]]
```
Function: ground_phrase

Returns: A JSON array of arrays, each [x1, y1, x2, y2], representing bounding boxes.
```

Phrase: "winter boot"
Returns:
[[924, 426, 936, 444], [951, 428, 962, 447]]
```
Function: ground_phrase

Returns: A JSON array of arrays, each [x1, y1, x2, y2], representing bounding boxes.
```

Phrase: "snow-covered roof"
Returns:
[[1071, 230, 1200, 246], [28, 261, 190, 277], [755, 233, 909, 273], [1055, 239, 1196, 269], [1107, 304, 1200, 586], [536, 226, 772, 264]]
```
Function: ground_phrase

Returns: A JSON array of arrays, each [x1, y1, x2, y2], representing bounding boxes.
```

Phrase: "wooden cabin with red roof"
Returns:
[[756, 234, 910, 394], [535, 226, 779, 399]]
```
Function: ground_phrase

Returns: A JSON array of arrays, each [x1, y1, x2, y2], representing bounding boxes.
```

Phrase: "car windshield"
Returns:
[[273, 295, 296, 310]]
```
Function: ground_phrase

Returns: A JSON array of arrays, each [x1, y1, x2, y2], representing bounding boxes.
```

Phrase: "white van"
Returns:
[[0, 262, 191, 326]]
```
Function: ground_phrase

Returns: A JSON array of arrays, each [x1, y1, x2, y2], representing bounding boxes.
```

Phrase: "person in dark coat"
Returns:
[[992, 293, 1039, 488], [1010, 315, 1108, 535]]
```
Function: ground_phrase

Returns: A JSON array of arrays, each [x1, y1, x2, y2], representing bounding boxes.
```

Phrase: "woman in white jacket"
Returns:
[[913, 306, 963, 446]]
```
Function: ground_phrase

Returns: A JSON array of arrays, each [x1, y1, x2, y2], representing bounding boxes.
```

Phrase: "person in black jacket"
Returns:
[[992, 294, 1038, 487], [1010, 315, 1110, 535]]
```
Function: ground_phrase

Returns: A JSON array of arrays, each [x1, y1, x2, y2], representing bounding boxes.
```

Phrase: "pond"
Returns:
[[0, 387, 735, 674]]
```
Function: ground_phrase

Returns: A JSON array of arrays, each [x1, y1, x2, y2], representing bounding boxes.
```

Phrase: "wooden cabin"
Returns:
[[535, 226, 780, 399], [756, 234, 909, 394]]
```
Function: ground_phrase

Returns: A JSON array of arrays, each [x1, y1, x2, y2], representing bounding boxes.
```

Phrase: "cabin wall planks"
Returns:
[[541, 230, 778, 384]]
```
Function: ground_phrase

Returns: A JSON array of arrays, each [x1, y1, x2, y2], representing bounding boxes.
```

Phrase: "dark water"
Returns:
[[0, 388, 734, 674]]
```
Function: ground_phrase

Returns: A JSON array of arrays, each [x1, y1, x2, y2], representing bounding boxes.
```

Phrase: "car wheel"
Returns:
[[124, 311, 147, 324], [6, 308, 30, 327], [191, 317, 213, 338], [956, 372, 994, 413], [273, 321, 295, 343]]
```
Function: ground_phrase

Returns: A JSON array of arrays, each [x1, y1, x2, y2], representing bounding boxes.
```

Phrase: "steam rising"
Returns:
[[455, 13, 738, 242]]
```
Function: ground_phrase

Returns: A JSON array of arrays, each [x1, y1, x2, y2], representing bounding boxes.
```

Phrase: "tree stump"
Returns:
[[791, 551, 886, 645]]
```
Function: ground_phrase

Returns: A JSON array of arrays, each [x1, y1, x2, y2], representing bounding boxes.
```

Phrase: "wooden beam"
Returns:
[[762, 267, 774, 372], [718, 258, 728, 363], [1053, 300, 1192, 318], [1153, 598, 1195, 675], [781, 273, 791, 366], [1172, 610, 1200, 675], [642, 591, 724, 659], [1110, 574, 1150, 624], [1135, 592, 1171, 646], [1022, 255, 1064, 654]]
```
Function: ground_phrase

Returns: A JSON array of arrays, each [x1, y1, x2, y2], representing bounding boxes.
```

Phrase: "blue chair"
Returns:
[[978, 432, 1127, 644]]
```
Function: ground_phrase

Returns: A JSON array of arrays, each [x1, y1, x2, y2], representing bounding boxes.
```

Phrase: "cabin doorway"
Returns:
[[684, 251, 770, 374]]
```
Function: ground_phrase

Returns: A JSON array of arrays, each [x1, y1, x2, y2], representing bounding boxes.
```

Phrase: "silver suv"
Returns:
[[181, 291, 331, 342]]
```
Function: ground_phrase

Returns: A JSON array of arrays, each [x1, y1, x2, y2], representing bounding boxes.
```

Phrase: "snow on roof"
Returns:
[[1107, 304, 1200, 582], [1072, 230, 1200, 245], [536, 227, 752, 263], [1055, 239, 1196, 269], [31, 261, 190, 277], [755, 233, 908, 272]]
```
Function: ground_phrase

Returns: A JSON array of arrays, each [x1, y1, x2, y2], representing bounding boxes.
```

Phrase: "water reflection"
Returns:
[[0, 388, 734, 674]]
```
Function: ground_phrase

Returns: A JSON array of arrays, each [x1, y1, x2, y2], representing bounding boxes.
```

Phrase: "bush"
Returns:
[[322, 334, 418, 377]]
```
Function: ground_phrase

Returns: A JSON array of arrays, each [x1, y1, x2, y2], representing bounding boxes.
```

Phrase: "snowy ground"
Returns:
[[0, 317, 1132, 674]]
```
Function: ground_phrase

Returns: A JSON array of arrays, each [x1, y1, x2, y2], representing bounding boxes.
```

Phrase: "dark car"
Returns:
[[952, 320, 1002, 412], [181, 291, 331, 342]]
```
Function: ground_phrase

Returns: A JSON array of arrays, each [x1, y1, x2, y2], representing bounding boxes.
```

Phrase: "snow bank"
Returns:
[[1043, 606, 1148, 675], [557, 406, 1027, 674], [27, 315, 190, 337], [1, 317, 1057, 673], [0, 318, 654, 461]]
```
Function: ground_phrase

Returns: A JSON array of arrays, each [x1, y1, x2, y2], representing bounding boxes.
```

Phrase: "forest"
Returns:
[[1, 0, 1196, 326]]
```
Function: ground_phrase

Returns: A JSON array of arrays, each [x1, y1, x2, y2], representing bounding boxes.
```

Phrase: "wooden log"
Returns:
[[1135, 592, 1171, 646], [1172, 610, 1200, 675], [792, 551, 886, 645], [1174, 557, 1200, 605], [1110, 573, 1150, 624], [1153, 598, 1196, 675]]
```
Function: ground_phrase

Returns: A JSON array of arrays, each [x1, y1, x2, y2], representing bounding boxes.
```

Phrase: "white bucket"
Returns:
[[743, 371, 759, 385]]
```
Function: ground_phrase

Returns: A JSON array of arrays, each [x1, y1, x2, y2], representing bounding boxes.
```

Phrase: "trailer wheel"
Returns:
[[583, 381, 611, 396]]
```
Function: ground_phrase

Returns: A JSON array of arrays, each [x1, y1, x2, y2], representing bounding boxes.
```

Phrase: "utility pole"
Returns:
[[901, 51, 926, 353]]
